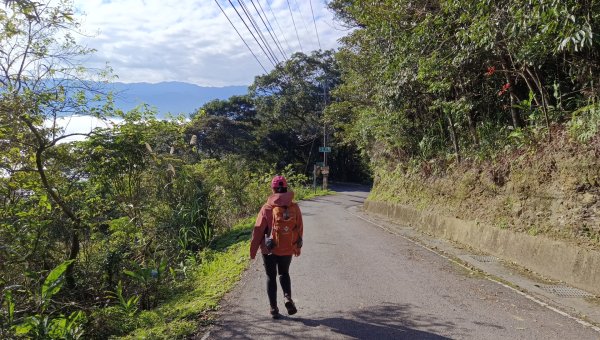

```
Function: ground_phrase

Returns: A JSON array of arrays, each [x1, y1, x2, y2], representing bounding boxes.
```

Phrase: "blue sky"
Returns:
[[73, 0, 349, 86]]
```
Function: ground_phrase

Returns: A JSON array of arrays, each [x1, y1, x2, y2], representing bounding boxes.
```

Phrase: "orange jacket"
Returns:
[[250, 191, 304, 259]]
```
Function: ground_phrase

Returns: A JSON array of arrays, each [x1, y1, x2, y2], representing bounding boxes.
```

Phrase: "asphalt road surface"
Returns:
[[204, 185, 600, 339]]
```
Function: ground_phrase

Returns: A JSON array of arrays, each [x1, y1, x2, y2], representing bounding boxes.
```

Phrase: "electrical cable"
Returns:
[[256, 0, 289, 58], [286, 0, 303, 53], [309, 0, 322, 50], [265, 0, 292, 55], [238, 0, 280, 65], [214, 0, 268, 73], [249, 0, 287, 61], [293, 0, 313, 42], [227, 0, 277, 67], [236, 0, 279, 65]]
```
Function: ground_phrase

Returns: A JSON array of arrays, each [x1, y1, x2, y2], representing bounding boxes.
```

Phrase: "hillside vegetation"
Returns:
[[326, 0, 600, 248], [2, 0, 600, 338], [0, 1, 342, 338]]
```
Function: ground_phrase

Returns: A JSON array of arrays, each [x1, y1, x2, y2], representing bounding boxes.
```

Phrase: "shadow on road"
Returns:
[[206, 303, 458, 339], [288, 303, 455, 339], [329, 182, 372, 193]]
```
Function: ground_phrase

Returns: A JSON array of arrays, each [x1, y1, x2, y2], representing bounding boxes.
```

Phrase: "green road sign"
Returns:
[[319, 147, 331, 153]]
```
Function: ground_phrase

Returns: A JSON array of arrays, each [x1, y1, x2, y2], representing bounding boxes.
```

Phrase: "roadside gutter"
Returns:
[[364, 200, 600, 296]]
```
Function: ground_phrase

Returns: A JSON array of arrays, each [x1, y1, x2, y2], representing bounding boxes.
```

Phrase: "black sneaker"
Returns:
[[284, 298, 297, 315], [270, 306, 280, 319]]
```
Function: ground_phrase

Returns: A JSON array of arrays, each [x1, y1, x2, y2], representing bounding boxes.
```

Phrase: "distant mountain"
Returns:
[[103, 81, 248, 118]]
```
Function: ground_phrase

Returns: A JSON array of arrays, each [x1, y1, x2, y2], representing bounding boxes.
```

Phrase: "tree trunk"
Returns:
[[447, 114, 461, 163], [503, 72, 522, 129], [24, 114, 82, 288], [466, 111, 479, 147], [509, 92, 523, 128], [527, 68, 552, 141]]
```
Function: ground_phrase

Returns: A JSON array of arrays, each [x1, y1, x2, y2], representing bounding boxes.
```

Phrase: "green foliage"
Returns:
[[328, 0, 600, 167], [248, 50, 369, 182], [117, 220, 254, 339], [568, 103, 600, 142], [1, 290, 15, 336], [187, 95, 259, 160], [111, 281, 140, 317], [122, 259, 167, 310], [40, 260, 74, 311], [87, 306, 136, 339], [8, 260, 86, 339], [1, 2, 117, 335], [14, 311, 86, 340]]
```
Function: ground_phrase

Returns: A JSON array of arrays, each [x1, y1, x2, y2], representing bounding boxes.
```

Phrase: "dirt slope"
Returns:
[[370, 129, 600, 250]]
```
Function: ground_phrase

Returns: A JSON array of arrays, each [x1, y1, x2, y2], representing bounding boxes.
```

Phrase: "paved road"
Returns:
[[205, 186, 599, 339]]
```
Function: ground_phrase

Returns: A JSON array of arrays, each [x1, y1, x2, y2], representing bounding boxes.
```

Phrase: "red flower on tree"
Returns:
[[498, 83, 511, 96], [485, 66, 496, 76]]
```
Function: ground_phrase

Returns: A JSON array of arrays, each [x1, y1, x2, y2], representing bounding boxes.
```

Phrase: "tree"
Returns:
[[327, 0, 600, 167], [196, 95, 258, 124], [188, 95, 259, 159], [250, 51, 341, 171], [0, 0, 112, 287]]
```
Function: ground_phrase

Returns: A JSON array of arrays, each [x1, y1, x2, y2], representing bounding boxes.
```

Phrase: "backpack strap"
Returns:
[[289, 203, 298, 229], [264, 204, 273, 239]]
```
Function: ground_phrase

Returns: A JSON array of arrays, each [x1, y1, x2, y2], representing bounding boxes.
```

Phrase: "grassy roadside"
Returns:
[[116, 188, 331, 339], [117, 219, 254, 339]]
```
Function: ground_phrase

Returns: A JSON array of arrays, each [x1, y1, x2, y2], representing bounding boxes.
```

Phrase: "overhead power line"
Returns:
[[309, 0, 322, 50], [227, 0, 277, 67], [286, 0, 303, 53], [249, 0, 287, 62], [217, 0, 325, 72], [214, 0, 268, 74], [294, 0, 313, 42], [265, 0, 292, 55], [237, 0, 280, 65]]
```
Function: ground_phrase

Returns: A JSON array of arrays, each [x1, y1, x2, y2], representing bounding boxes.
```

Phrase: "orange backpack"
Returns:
[[268, 203, 300, 255]]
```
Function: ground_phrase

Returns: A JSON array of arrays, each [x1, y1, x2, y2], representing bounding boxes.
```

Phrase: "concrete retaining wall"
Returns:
[[364, 200, 600, 296]]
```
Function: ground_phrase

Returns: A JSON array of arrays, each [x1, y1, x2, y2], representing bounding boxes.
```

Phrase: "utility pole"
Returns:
[[313, 163, 317, 193], [322, 125, 328, 190], [321, 82, 330, 190]]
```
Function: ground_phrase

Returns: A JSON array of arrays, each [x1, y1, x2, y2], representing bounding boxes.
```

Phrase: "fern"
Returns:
[[568, 103, 600, 142]]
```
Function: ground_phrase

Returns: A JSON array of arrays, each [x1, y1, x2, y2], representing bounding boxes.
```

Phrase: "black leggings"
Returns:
[[262, 254, 292, 307]]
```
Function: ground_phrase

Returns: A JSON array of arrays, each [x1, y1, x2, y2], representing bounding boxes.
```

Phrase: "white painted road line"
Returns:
[[349, 207, 600, 334]]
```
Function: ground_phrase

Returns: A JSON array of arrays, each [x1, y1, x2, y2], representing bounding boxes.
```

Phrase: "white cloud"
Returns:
[[73, 0, 349, 86]]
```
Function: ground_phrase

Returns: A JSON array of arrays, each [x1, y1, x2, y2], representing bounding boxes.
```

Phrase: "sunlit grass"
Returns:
[[295, 187, 334, 201], [118, 219, 253, 340]]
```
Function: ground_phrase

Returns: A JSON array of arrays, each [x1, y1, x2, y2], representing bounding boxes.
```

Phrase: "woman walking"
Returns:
[[250, 175, 304, 319]]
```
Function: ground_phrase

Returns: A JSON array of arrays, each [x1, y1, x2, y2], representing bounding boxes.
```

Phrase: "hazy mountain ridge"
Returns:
[[105, 81, 248, 117]]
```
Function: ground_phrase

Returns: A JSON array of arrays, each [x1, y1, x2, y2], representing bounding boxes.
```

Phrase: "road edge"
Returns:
[[363, 200, 600, 296], [350, 205, 600, 334]]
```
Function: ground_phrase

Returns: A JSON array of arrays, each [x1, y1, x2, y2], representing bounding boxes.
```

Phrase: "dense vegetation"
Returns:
[[0, 1, 345, 338], [2, 0, 600, 337], [326, 0, 600, 244], [190, 50, 369, 182], [328, 0, 599, 163]]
